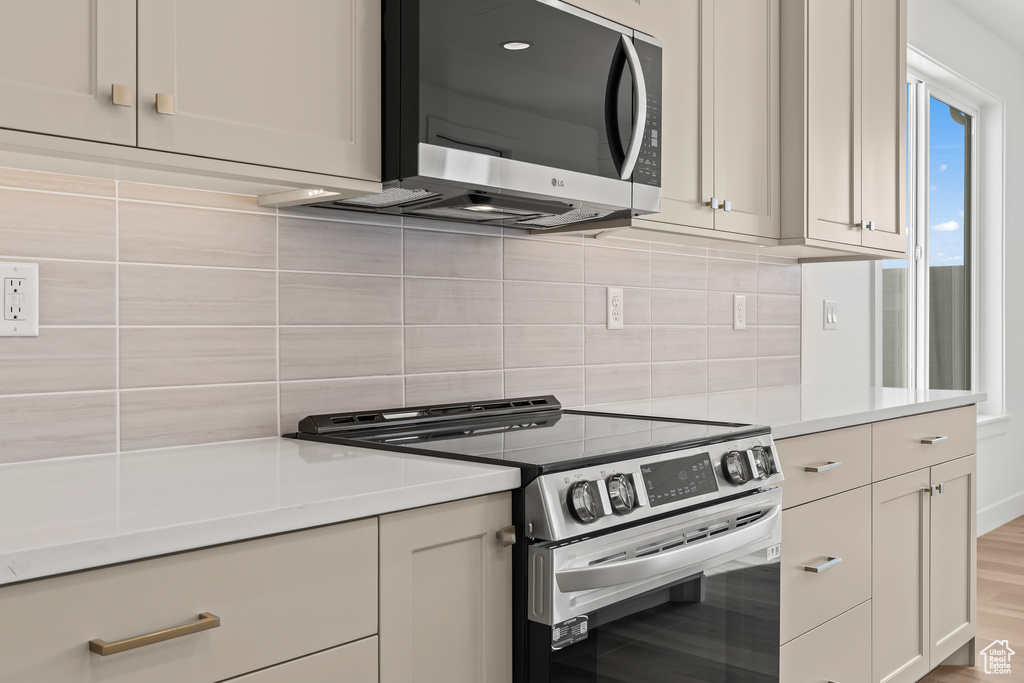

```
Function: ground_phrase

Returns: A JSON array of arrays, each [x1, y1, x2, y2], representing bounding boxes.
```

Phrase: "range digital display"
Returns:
[[640, 453, 719, 507]]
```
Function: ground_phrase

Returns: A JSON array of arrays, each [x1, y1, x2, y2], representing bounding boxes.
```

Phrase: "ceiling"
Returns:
[[944, 0, 1024, 56]]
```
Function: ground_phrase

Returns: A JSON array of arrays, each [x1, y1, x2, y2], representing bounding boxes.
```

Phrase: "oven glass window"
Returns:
[[419, 0, 634, 179], [537, 550, 780, 682]]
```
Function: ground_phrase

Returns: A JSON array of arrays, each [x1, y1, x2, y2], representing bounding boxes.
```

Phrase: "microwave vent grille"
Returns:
[[517, 210, 600, 228], [336, 187, 440, 209]]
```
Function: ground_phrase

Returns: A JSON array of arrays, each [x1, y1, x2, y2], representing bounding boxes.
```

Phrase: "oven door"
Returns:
[[527, 488, 782, 683]]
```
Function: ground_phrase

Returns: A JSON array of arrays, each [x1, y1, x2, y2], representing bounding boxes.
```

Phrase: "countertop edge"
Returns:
[[772, 392, 986, 439], [0, 465, 520, 588]]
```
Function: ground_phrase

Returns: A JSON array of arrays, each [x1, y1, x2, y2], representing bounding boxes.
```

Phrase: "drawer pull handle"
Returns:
[[804, 556, 842, 573], [89, 612, 220, 656], [497, 525, 516, 548], [920, 436, 949, 444], [804, 461, 843, 473], [155, 93, 176, 115], [923, 483, 946, 496]]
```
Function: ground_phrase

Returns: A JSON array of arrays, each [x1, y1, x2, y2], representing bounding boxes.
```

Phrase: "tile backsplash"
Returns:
[[0, 167, 800, 463]]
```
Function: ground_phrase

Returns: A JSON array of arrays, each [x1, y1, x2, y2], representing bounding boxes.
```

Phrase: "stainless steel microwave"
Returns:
[[299, 0, 662, 230]]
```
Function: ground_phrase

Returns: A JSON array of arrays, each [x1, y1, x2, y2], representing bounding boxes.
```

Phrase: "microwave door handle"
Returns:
[[553, 504, 781, 593], [619, 34, 647, 180]]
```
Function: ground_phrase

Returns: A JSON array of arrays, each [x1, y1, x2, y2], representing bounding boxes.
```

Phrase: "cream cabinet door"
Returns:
[[860, 0, 908, 252], [708, 0, 780, 239], [930, 455, 977, 666], [804, 0, 861, 247], [137, 0, 380, 180], [0, 0, 136, 145], [872, 468, 931, 683], [379, 492, 513, 683]]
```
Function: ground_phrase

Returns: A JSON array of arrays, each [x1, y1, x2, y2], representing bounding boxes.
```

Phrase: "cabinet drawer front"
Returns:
[[231, 636, 377, 682], [0, 519, 377, 683], [872, 406, 976, 480], [781, 486, 871, 643], [780, 601, 871, 683], [776, 424, 871, 508]]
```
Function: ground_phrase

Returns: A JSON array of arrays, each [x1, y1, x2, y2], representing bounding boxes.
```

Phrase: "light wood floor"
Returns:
[[921, 514, 1024, 682]]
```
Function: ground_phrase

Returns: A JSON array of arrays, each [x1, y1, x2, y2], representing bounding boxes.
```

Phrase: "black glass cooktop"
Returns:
[[291, 397, 767, 474]]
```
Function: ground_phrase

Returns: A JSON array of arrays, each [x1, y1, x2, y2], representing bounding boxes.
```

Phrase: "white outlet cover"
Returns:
[[733, 294, 747, 330], [1, 262, 39, 337], [607, 287, 624, 330]]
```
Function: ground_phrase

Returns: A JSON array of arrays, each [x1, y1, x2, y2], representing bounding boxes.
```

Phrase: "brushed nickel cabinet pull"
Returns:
[[920, 436, 948, 444], [111, 84, 133, 107], [497, 525, 516, 548], [155, 93, 176, 115], [89, 612, 220, 656], [804, 556, 842, 573], [922, 483, 946, 496], [804, 461, 843, 473]]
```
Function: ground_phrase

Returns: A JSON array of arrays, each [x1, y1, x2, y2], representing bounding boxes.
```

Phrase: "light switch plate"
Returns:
[[1, 262, 39, 337], [823, 299, 837, 331]]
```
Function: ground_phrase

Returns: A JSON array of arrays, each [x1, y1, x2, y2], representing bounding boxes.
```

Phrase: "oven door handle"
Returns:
[[554, 504, 782, 593]]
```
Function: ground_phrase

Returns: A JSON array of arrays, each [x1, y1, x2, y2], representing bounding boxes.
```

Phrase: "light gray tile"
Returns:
[[402, 215, 497, 235], [280, 273, 402, 325], [707, 326, 757, 359], [707, 248, 757, 261], [0, 188, 115, 261], [120, 265, 277, 326], [6, 259, 116, 325], [651, 252, 708, 290], [503, 236, 583, 283], [651, 290, 707, 325], [281, 327, 403, 380], [650, 395, 709, 420], [0, 328, 115, 394], [406, 326, 503, 373], [404, 229, 501, 279], [119, 202, 277, 269], [279, 377, 405, 433], [758, 294, 801, 326], [650, 243, 707, 257], [502, 227, 584, 244], [585, 286, 651, 325], [584, 245, 650, 287], [504, 367, 585, 407], [118, 182, 272, 212], [0, 167, 115, 196], [757, 326, 800, 357], [405, 371, 504, 405], [707, 358, 757, 393], [652, 326, 707, 362], [120, 384, 278, 451], [0, 393, 116, 463], [585, 364, 651, 404], [758, 262, 801, 294], [504, 282, 583, 325], [585, 326, 651, 365], [758, 356, 801, 388], [707, 258, 758, 292], [503, 326, 584, 369], [708, 291, 759, 326], [652, 361, 708, 398], [283, 206, 403, 228], [279, 215, 402, 275], [120, 328, 277, 389], [404, 278, 502, 325]]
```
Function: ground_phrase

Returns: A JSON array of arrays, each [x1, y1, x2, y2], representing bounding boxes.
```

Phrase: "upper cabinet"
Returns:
[[0, 0, 381, 190], [634, 0, 781, 241], [0, 0, 136, 145], [780, 0, 907, 255], [137, 0, 380, 179]]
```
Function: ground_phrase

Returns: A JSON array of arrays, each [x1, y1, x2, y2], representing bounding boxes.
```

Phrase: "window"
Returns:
[[882, 73, 977, 393]]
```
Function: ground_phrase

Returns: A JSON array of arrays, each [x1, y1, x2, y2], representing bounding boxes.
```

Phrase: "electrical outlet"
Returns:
[[1, 262, 39, 337], [733, 294, 747, 330], [823, 300, 838, 330], [607, 287, 624, 330]]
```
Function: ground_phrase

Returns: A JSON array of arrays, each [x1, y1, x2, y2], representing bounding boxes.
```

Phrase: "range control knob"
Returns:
[[569, 481, 600, 523], [722, 451, 750, 485], [751, 446, 775, 479], [607, 474, 637, 514]]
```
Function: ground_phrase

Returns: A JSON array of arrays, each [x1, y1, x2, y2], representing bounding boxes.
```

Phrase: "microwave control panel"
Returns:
[[634, 35, 662, 188]]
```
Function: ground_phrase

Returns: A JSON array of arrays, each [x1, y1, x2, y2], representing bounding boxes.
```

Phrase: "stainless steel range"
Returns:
[[292, 396, 784, 683]]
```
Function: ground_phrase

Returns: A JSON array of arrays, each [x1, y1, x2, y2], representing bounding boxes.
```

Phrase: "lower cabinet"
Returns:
[[379, 492, 513, 683], [230, 637, 378, 683], [780, 601, 872, 683], [872, 455, 977, 683]]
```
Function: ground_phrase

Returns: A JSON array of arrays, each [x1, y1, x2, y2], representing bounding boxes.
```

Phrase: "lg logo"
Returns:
[[551, 178, 565, 188]]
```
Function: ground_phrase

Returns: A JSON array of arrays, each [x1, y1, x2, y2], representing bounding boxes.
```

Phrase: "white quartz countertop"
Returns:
[[0, 437, 520, 586]]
